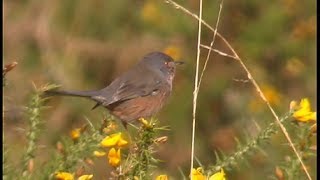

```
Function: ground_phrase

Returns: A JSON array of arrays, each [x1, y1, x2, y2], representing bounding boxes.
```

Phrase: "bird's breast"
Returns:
[[106, 86, 171, 123]]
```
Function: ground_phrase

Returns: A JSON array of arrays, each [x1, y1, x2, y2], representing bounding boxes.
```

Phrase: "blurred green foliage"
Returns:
[[3, 0, 316, 179]]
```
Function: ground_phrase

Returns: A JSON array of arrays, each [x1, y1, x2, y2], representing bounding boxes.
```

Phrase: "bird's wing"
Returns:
[[92, 68, 163, 106], [117, 79, 161, 100]]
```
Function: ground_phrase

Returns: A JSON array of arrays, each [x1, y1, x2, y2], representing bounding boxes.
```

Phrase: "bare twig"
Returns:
[[164, 0, 312, 179], [200, 44, 237, 60], [190, 0, 203, 178], [197, 1, 224, 93], [164, 0, 239, 59]]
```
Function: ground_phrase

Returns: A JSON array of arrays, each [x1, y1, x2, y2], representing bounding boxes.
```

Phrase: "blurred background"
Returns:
[[3, 0, 316, 179]]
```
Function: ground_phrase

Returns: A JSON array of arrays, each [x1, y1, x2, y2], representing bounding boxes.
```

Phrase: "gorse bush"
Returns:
[[3, 82, 316, 179]]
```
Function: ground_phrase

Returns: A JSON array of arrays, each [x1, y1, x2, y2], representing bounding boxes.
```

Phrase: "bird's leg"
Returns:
[[121, 121, 128, 130]]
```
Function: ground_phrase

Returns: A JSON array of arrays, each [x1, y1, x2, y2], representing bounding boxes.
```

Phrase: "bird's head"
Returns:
[[140, 52, 184, 81]]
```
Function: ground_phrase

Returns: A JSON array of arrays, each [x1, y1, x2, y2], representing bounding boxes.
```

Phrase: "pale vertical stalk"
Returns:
[[197, 0, 223, 92], [190, 0, 203, 177]]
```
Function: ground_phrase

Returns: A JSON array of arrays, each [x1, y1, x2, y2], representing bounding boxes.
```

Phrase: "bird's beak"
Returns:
[[174, 61, 185, 65]]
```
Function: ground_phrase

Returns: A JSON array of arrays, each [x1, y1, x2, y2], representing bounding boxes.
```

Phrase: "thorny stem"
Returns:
[[164, 0, 312, 179]]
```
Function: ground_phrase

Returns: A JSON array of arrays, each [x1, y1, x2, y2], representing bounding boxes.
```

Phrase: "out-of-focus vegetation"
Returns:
[[3, 0, 316, 179]]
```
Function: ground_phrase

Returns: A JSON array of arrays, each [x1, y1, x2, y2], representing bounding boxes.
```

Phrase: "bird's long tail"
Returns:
[[44, 89, 99, 98]]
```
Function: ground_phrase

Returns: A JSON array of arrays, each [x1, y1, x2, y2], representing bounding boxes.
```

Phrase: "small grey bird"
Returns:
[[45, 52, 183, 128]]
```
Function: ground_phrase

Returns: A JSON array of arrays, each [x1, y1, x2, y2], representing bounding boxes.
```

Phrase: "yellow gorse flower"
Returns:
[[209, 169, 226, 180], [292, 98, 316, 122], [190, 167, 206, 180], [70, 128, 81, 141], [70, 125, 88, 141], [93, 150, 106, 157], [77, 174, 93, 180], [117, 137, 129, 147], [108, 148, 121, 167], [100, 132, 128, 148], [55, 172, 74, 180], [156, 174, 168, 180]]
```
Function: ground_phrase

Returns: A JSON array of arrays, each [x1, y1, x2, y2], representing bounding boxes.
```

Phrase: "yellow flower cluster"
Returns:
[[93, 150, 106, 157], [95, 132, 129, 167], [108, 148, 121, 167], [70, 128, 81, 141], [291, 98, 316, 122], [191, 168, 206, 180], [190, 168, 226, 180], [156, 174, 168, 180], [209, 169, 226, 180], [55, 172, 93, 180], [69, 125, 88, 142], [100, 132, 129, 147]]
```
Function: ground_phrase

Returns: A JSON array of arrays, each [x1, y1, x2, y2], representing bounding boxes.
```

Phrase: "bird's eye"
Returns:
[[164, 62, 168, 65]]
